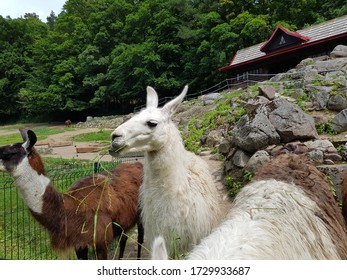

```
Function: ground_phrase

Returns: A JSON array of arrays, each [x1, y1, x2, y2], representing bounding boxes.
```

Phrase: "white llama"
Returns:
[[110, 85, 223, 257]]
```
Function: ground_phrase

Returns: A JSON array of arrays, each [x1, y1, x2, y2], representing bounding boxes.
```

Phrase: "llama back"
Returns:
[[188, 179, 342, 259], [106, 162, 143, 229], [342, 173, 347, 226], [253, 153, 347, 258], [54, 163, 143, 255], [186, 153, 347, 260]]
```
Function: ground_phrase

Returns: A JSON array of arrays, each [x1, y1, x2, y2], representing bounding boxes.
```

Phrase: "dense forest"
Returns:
[[0, 0, 346, 122]]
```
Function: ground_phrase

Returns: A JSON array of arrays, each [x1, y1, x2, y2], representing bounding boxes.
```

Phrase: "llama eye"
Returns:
[[147, 120, 158, 128]]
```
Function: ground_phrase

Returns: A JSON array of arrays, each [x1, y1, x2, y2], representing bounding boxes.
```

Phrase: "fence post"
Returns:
[[94, 162, 101, 173]]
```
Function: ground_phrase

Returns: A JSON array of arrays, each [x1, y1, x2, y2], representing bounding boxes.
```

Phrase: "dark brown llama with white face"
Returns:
[[0, 129, 144, 260]]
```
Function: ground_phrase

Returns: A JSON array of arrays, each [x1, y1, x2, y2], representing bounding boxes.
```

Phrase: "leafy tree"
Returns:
[[239, 15, 271, 47], [0, 0, 346, 120], [0, 16, 48, 119], [318, 0, 347, 20], [46, 11, 58, 30]]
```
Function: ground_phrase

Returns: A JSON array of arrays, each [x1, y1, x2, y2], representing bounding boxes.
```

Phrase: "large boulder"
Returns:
[[258, 85, 276, 100], [244, 150, 271, 173], [313, 57, 347, 72], [304, 139, 337, 153], [232, 98, 319, 152], [304, 139, 342, 162], [327, 94, 347, 112], [268, 99, 318, 142], [330, 45, 347, 58], [199, 92, 222, 105], [332, 109, 347, 133], [203, 129, 225, 147], [305, 86, 331, 110], [316, 164, 347, 201], [232, 149, 250, 168], [232, 113, 280, 153]]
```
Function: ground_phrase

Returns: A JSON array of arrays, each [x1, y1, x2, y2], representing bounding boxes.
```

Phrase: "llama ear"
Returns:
[[146, 86, 159, 108], [162, 85, 188, 116], [20, 129, 37, 151], [151, 236, 168, 260]]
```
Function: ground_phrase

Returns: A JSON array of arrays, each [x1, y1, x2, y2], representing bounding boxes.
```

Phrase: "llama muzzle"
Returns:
[[109, 142, 127, 156]]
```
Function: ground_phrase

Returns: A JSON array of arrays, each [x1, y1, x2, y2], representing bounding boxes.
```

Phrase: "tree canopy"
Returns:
[[0, 0, 345, 121]]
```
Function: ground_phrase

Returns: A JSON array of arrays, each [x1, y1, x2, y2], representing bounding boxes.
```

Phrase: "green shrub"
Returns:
[[182, 90, 249, 154], [243, 170, 253, 182], [315, 120, 336, 135], [225, 175, 243, 198], [295, 93, 311, 110], [183, 118, 205, 154]]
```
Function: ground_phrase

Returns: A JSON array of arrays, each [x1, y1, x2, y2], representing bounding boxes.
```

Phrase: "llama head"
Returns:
[[0, 129, 41, 173], [110, 85, 188, 155]]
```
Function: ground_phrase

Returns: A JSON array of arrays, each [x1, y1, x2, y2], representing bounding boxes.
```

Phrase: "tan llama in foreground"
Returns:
[[0, 129, 144, 259], [152, 153, 347, 259], [111, 85, 224, 257], [342, 172, 347, 226]]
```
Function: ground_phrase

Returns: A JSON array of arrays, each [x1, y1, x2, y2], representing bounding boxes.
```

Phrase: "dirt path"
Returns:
[[36, 127, 115, 162]]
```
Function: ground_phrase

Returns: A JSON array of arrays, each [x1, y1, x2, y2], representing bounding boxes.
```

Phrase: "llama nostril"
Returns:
[[111, 134, 121, 142], [110, 133, 125, 153]]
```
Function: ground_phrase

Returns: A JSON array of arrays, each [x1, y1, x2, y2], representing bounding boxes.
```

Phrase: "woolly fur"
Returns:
[[188, 179, 341, 259], [151, 154, 347, 260]]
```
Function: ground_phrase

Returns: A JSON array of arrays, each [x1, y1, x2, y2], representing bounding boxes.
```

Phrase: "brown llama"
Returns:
[[65, 120, 72, 127], [0, 129, 144, 260], [153, 154, 347, 259], [342, 172, 347, 225]]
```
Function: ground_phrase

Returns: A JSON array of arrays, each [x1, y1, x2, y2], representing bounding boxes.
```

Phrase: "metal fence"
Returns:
[[133, 69, 347, 112], [0, 157, 142, 260], [133, 74, 276, 112]]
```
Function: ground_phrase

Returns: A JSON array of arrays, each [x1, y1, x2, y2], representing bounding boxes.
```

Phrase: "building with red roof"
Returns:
[[219, 15, 347, 83]]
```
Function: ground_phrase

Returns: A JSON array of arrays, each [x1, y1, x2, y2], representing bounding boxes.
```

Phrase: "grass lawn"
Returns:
[[0, 126, 112, 146], [0, 126, 75, 146], [70, 129, 113, 143]]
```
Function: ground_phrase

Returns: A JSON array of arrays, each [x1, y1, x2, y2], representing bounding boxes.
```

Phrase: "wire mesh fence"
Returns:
[[133, 74, 277, 112], [133, 69, 347, 112], [0, 157, 142, 260]]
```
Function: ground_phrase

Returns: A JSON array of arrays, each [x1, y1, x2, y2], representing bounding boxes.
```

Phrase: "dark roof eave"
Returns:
[[260, 25, 310, 52], [219, 32, 347, 72]]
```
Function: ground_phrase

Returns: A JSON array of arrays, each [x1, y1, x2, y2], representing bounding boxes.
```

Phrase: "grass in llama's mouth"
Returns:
[[109, 145, 126, 157]]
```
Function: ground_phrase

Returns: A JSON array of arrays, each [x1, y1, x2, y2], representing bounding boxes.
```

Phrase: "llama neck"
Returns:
[[13, 157, 55, 214], [144, 124, 187, 186], [145, 124, 187, 178]]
